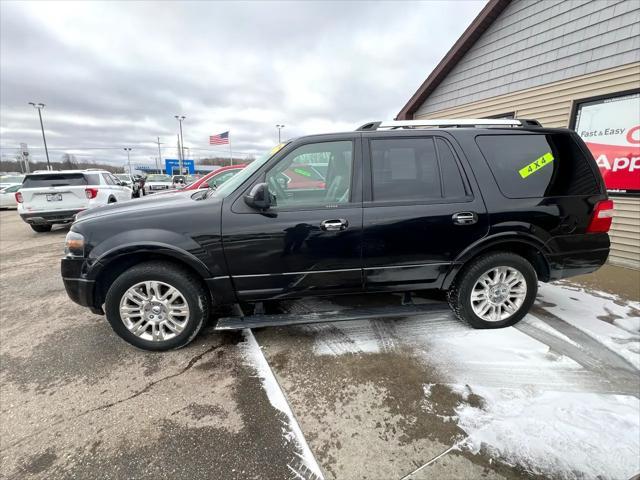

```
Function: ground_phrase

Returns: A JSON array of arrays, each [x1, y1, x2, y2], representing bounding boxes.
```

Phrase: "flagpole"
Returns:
[[228, 132, 233, 166]]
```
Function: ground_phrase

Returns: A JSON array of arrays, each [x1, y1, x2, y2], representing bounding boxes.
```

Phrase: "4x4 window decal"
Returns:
[[519, 152, 554, 179]]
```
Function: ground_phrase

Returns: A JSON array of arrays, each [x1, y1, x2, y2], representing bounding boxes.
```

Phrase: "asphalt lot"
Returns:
[[1, 209, 639, 480]]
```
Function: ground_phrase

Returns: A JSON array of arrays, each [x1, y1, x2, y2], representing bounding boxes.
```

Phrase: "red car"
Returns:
[[165, 165, 247, 193]]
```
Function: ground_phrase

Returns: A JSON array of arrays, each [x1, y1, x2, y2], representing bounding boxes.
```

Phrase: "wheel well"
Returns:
[[454, 241, 550, 285], [108, 196, 116, 203], [93, 252, 210, 307]]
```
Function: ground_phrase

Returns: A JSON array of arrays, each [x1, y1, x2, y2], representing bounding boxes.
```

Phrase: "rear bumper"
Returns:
[[61, 257, 101, 313], [20, 209, 83, 225], [546, 233, 610, 281]]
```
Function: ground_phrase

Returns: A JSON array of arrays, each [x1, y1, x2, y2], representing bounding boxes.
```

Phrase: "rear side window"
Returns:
[[22, 173, 88, 188], [102, 173, 115, 185], [371, 138, 441, 201], [476, 133, 600, 198]]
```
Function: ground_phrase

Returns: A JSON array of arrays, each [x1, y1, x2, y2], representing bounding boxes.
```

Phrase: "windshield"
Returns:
[[115, 174, 130, 181], [146, 174, 171, 182], [212, 143, 287, 198]]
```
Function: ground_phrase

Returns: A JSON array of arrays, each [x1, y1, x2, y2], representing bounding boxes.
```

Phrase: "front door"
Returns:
[[362, 133, 488, 290], [221, 135, 363, 301]]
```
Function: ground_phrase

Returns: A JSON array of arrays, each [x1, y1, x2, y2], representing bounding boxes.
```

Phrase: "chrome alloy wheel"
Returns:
[[470, 266, 527, 322], [119, 281, 190, 342]]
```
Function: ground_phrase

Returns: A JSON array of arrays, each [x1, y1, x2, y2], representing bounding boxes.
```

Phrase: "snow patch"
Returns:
[[456, 386, 640, 480], [538, 283, 640, 370], [240, 330, 323, 479]]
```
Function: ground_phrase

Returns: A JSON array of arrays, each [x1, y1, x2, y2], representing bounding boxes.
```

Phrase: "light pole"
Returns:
[[154, 137, 163, 173], [29, 102, 51, 170], [124, 147, 132, 174], [276, 124, 285, 144], [174, 115, 186, 174]]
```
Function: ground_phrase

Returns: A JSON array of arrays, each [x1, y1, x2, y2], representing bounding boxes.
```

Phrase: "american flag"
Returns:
[[209, 131, 229, 145]]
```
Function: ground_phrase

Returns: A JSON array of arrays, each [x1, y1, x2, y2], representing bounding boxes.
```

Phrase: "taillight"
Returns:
[[85, 188, 99, 199], [15, 192, 23, 203], [587, 200, 614, 233]]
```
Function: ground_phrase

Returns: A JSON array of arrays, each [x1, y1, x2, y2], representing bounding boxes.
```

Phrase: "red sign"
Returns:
[[574, 92, 640, 194]]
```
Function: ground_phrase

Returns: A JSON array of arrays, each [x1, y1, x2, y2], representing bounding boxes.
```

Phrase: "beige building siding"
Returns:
[[414, 62, 640, 269], [414, 63, 640, 127], [610, 198, 640, 269]]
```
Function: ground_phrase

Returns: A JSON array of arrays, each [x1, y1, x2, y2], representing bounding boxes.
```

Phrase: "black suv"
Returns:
[[61, 119, 612, 350]]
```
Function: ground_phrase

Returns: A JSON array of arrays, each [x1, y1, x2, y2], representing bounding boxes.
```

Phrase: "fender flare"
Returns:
[[441, 232, 551, 289], [87, 241, 213, 281]]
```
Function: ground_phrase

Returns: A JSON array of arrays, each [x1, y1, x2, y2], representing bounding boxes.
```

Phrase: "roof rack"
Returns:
[[356, 118, 542, 131]]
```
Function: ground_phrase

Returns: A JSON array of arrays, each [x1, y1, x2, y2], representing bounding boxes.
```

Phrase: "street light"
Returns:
[[174, 115, 186, 174], [276, 124, 285, 144], [124, 147, 132, 174], [28, 102, 51, 170]]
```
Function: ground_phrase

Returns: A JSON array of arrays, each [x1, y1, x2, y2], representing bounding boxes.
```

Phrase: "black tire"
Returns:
[[108, 196, 116, 204], [447, 252, 537, 329], [30, 224, 52, 233], [104, 262, 210, 351]]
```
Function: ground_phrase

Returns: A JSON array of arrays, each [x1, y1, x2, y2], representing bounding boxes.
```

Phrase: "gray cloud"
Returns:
[[1, 0, 484, 167]]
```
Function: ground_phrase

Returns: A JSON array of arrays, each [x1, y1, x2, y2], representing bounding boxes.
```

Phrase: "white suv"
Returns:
[[17, 170, 132, 232]]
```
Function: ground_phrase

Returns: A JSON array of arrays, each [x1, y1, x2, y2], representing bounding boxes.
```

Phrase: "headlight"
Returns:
[[64, 231, 85, 257]]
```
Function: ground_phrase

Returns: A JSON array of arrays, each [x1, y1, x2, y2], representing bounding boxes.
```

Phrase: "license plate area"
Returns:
[[46, 193, 63, 202]]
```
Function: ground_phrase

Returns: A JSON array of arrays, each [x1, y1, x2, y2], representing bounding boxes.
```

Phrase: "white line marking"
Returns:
[[242, 329, 324, 480]]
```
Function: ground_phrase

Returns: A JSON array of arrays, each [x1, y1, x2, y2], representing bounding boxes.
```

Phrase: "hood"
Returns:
[[75, 189, 195, 223]]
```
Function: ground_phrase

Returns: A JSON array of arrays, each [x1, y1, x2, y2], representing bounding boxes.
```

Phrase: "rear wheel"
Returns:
[[448, 252, 537, 329], [104, 262, 210, 350], [30, 224, 52, 233]]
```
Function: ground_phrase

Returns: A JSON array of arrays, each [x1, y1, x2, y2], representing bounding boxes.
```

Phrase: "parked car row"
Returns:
[[3, 167, 249, 231]]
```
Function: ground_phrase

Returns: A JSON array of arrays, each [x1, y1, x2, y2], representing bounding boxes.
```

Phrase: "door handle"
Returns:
[[321, 219, 348, 231], [452, 212, 478, 225]]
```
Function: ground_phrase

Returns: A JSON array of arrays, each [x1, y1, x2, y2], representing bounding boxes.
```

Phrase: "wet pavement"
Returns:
[[1, 210, 638, 480]]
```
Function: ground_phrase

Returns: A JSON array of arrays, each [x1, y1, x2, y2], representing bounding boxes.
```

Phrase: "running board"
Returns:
[[215, 303, 449, 331]]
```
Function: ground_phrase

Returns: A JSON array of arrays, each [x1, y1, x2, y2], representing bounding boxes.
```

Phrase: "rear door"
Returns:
[[20, 173, 92, 212], [362, 133, 488, 290]]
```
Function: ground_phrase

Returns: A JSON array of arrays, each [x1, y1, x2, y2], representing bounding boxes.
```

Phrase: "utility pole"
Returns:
[[29, 102, 51, 170], [154, 137, 163, 173], [174, 115, 186, 174], [276, 124, 285, 144], [124, 147, 132, 174]]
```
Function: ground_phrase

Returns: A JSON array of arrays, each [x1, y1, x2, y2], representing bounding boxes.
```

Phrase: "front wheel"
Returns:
[[104, 262, 210, 350], [447, 252, 537, 329]]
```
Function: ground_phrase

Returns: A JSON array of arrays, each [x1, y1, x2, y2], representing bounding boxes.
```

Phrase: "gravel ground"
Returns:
[[1, 209, 638, 480]]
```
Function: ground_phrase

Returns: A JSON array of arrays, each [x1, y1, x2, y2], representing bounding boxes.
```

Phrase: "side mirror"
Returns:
[[244, 182, 276, 210]]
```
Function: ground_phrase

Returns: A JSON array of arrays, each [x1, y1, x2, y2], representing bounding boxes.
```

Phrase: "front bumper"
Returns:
[[61, 257, 101, 313], [20, 209, 83, 225]]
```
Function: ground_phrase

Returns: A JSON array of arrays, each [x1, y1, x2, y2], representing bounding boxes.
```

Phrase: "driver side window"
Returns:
[[265, 141, 353, 208]]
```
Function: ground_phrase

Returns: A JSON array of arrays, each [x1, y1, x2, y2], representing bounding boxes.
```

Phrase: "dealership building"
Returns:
[[398, 0, 639, 269]]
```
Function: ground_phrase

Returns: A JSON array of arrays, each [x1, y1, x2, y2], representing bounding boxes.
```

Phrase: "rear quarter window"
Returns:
[[475, 133, 600, 198], [22, 173, 89, 188]]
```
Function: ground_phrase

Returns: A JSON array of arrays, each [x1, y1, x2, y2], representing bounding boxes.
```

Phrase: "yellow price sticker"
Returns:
[[269, 143, 286, 156], [519, 152, 554, 179]]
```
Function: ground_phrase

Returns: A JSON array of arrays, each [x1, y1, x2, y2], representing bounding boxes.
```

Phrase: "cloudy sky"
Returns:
[[1, 0, 484, 168]]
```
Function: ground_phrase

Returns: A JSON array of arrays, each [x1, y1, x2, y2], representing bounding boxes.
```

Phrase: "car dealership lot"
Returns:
[[0, 210, 638, 480]]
